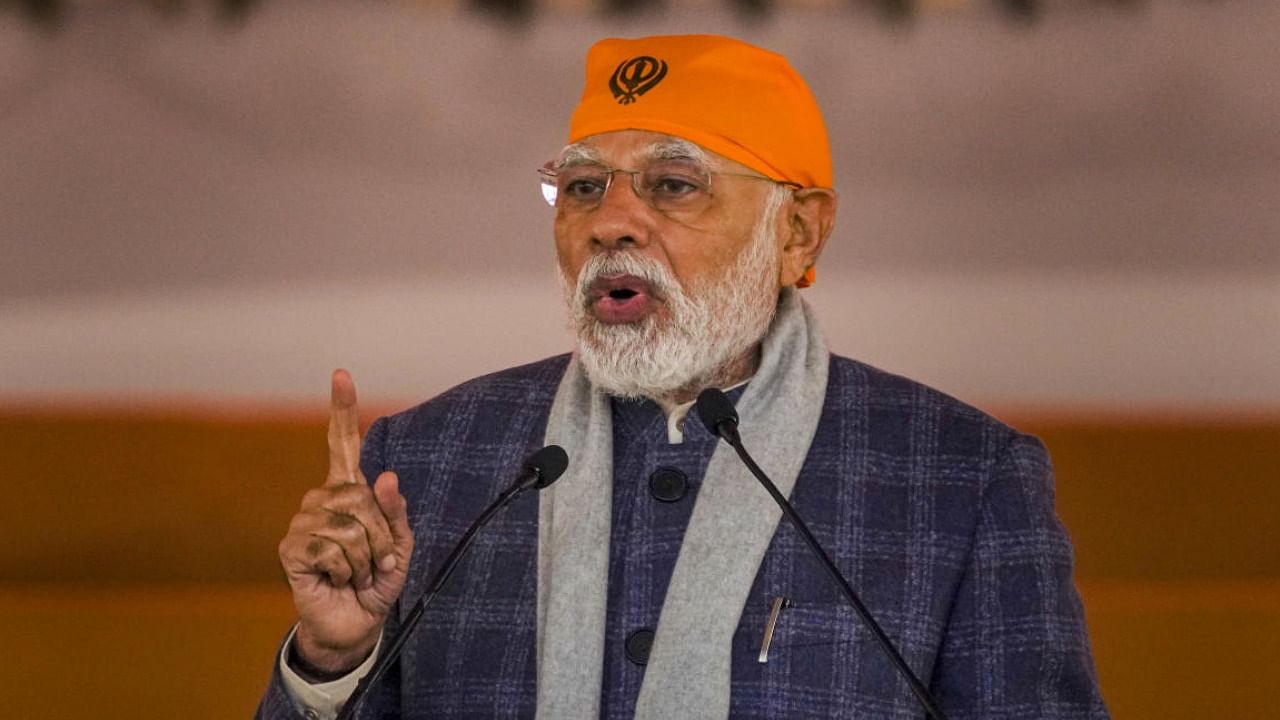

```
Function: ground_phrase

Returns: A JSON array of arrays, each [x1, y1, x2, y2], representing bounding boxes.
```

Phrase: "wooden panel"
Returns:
[[1080, 580, 1280, 720], [1, 580, 1277, 720], [1026, 421, 1280, 580], [2, 407, 1278, 717], [1, 412, 328, 583], [0, 583, 295, 720], [5, 409, 1276, 584]]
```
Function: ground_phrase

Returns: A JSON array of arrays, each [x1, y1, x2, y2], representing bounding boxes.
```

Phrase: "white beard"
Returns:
[[560, 197, 784, 401]]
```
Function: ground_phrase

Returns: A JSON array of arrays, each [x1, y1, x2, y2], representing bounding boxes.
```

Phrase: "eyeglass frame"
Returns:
[[536, 160, 802, 215]]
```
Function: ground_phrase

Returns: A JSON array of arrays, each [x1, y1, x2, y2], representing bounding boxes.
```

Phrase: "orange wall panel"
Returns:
[[2, 408, 1278, 718]]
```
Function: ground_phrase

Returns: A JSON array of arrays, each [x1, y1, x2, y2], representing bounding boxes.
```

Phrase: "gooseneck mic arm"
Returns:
[[335, 444, 569, 720], [694, 389, 949, 720]]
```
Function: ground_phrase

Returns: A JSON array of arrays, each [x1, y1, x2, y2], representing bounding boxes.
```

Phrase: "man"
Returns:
[[257, 35, 1109, 720]]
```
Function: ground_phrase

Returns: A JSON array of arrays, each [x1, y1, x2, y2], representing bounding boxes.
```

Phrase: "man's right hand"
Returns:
[[277, 369, 414, 675]]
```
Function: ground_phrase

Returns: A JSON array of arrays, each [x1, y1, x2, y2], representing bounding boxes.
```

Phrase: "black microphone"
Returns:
[[695, 389, 949, 720], [335, 444, 569, 720]]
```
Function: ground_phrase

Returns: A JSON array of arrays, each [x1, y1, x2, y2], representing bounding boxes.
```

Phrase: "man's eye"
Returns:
[[648, 175, 702, 197], [561, 177, 606, 199]]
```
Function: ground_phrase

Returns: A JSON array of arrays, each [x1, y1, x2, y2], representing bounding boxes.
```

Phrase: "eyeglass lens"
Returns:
[[542, 160, 714, 214]]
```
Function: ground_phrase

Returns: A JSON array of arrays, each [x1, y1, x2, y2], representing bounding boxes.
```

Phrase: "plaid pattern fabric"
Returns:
[[258, 354, 1108, 719]]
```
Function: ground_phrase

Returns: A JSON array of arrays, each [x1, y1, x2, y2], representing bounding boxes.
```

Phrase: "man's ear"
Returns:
[[778, 187, 838, 288]]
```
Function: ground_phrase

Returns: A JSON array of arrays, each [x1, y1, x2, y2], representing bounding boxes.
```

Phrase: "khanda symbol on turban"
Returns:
[[609, 56, 669, 105]]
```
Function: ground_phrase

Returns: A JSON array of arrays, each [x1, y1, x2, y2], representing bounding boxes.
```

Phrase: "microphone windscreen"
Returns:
[[525, 444, 569, 489], [695, 388, 738, 437]]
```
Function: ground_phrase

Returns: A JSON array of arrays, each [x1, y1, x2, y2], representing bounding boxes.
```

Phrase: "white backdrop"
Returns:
[[1, 0, 1277, 411]]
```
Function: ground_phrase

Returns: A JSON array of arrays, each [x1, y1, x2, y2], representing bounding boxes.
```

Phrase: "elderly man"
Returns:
[[257, 35, 1108, 720]]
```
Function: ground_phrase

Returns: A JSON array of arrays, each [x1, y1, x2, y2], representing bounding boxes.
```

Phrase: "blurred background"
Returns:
[[1, 0, 1277, 717]]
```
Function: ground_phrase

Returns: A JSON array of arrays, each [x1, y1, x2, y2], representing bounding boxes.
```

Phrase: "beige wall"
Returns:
[[2, 0, 1278, 411]]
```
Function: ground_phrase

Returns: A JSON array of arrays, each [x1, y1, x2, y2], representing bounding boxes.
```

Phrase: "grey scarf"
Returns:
[[536, 288, 829, 719]]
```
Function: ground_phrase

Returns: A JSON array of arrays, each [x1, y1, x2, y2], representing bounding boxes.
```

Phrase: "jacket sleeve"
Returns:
[[930, 432, 1110, 719], [256, 417, 403, 720]]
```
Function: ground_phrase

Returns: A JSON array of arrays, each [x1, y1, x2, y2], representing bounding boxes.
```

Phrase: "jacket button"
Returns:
[[625, 628, 655, 666], [648, 467, 688, 503]]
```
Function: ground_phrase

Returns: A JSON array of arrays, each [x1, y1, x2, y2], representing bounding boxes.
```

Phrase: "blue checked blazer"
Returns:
[[258, 353, 1109, 719]]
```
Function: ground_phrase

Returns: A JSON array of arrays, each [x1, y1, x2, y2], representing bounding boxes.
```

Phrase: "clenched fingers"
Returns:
[[292, 534, 356, 588], [308, 514, 378, 588], [287, 485, 398, 582]]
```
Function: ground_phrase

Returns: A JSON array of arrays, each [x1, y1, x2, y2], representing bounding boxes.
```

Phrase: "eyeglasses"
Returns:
[[537, 158, 799, 217]]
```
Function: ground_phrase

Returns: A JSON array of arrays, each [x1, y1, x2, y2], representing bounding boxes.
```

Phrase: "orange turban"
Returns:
[[568, 34, 832, 287]]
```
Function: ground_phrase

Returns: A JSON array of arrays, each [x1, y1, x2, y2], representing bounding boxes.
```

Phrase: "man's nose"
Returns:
[[589, 171, 653, 250]]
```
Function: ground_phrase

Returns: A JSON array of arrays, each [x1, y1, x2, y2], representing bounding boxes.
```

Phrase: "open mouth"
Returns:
[[589, 273, 652, 300], [588, 274, 655, 324]]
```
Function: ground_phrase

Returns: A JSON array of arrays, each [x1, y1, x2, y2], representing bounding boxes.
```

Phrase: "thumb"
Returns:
[[373, 471, 412, 555]]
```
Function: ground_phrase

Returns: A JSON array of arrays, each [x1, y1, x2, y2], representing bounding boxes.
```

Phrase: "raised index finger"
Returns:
[[326, 368, 364, 486]]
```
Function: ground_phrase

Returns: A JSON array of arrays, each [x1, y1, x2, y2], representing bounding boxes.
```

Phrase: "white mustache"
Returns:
[[575, 251, 680, 305]]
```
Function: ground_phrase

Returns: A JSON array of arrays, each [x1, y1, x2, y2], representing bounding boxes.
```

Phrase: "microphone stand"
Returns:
[[334, 445, 567, 720], [696, 389, 949, 720]]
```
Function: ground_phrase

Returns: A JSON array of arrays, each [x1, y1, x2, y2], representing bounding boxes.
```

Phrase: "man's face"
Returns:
[[552, 130, 781, 318], [552, 130, 788, 400]]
